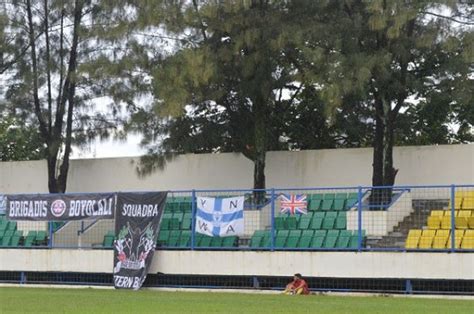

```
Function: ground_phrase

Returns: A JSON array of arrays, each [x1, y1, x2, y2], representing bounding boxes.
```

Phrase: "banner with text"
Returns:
[[6, 193, 115, 221], [113, 192, 167, 290]]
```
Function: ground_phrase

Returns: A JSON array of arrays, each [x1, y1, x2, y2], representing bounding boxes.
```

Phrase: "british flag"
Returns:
[[280, 194, 307, 215]]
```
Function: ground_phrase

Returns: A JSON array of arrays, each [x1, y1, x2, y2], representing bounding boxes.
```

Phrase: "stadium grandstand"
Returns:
[[0, 145, 473, 295]]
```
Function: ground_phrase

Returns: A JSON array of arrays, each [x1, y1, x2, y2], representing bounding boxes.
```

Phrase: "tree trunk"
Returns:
[[253, 96, 267, 204]]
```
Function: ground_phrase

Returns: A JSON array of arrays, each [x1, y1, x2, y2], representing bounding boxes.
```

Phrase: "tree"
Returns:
[[1, 0, 138, 192], [128, 0, 328, 195], [319, 0, 473, 203]]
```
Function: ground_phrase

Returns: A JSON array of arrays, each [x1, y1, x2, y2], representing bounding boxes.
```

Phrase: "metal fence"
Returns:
[[1, 184, 473, 252]]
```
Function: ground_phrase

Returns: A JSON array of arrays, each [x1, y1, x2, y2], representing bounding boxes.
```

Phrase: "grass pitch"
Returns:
[[0, 287, 472, 313]]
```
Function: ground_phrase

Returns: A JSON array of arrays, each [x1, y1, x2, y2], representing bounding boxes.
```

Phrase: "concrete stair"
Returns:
[[368, 199, 448, 249]]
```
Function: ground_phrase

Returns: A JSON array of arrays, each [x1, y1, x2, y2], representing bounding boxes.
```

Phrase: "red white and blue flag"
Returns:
[[280, 194, 307, 215]]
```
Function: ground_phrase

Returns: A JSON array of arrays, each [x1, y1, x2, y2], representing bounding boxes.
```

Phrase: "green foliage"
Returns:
[[0, 116, 45, 161]]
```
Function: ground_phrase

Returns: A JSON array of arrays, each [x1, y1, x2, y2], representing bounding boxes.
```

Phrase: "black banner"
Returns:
[[6, 193, 115, 221], [113, 192, 167, 290]]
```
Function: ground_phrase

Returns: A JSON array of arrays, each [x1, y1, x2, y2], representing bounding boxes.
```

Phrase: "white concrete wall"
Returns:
[[0, 144, 472, 194], [0, 249, 472, 280]]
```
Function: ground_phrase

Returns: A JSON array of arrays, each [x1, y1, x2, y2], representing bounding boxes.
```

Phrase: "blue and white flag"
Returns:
[[195, 196, 244, 237]]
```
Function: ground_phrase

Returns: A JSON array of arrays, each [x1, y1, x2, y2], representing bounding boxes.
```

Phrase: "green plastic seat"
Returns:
[[348, 236, 359, 249], [308, 199, 321, 211], [173, 212, 184, 221], [275, 230, 289, 248], [179, 202, 192, 212], [298, 215, 312, 229], [310, 194, 324, 201], [10, 235, 21, 246], [327, 230, 340, 238], [314, 230, 327, 237], [103, 235, 114, 247], [336, 236, 350, 248], [181, 212, 192, 229], [335, 193, 347, 200], [324, 193, 335, 200], [274, 217, 286, 230], [167, 230, 181, 247], [322, 217, 335, 229], [210, 237, 223, 247], [345, 198, 358, 210], [339, 230, 352, 238], [222, 236, 237, 247], [333, 199, 345, 211], [310, 236, 324, 248], [7, 221, 17, 231], [178, 231, 191, 247], [286, 217, 297, 230], [250, 233, 263, 248], [35, 230, 47, 245], [157, 230, 170, 246], [298, 230, 314, 248], [335, 216, 347, 229], [24, 231, 37, 247], [163, 212, 173, 219], [160, 218, 171, 230], [348, 193, 359, 199], [325, 211, 338, 218], [2, 235, 11, 246], [198, 235, 212, 247], [321, 199, 334, 211], [286, 230, 301, 248], [323, 236, 338, 248], [169, 218, 181, 230], [310, 217, 323, 229]]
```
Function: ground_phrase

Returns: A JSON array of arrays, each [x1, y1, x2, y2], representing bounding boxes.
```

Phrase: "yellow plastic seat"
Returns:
[[449, 193, 463, 210], [428, 216, 442, 229], [461, 191, 474, 209], [446, 236, 463, 249], [430, 210, 444, 217], [405, 236, 420, 249], [464, 230, 474, 238], [418, 236, 434, 249], [455, 217, 468, 229], [432, 236, 448, 249], [440, 216, 452, 229], [460, 237, 474, 249], [458, 210, 471, 217], [422, 229, 436, 237], [407, 229, 422, 238], [468, 217, 474, 228], [427, 216, 441, 229], [436, 229, 449, 237]]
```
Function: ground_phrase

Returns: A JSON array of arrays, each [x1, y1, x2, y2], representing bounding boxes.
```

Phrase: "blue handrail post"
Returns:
[[191, 189, 196, 250], [450, 185, 455, 253], [48, 221, 53, 248], [270, 189, 275, 252], [357, 186, 363, 252]]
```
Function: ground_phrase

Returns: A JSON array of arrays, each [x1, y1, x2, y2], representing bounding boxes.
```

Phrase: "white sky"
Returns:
[[71, 134, 145, 159]]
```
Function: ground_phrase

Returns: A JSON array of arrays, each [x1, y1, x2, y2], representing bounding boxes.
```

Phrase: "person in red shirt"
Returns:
[[283, 273, 310, 295]]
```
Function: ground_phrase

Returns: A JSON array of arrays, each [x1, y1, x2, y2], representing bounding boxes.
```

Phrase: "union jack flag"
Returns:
[[280, 194, 307, 215]]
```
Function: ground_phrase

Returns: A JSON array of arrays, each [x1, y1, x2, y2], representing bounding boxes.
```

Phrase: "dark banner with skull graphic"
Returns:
[[6, 193, 115, 221], [113, 192, 167, 290]]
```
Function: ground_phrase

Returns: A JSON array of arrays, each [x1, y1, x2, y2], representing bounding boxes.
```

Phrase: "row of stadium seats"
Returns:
[[0, 217, 48, 247], [158, 230, 238, 248], [0, 229, 48, 247], [427, 210, 474, 229], [451, 190, 474, 209], [162, 193, 360, 213], [250, 229, 366, 249], [275, 211, 347, 230], [406, 229, 474, 249]]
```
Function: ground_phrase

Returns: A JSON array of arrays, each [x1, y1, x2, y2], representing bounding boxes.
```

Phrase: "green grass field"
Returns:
[[0, 287, 472, 313]]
